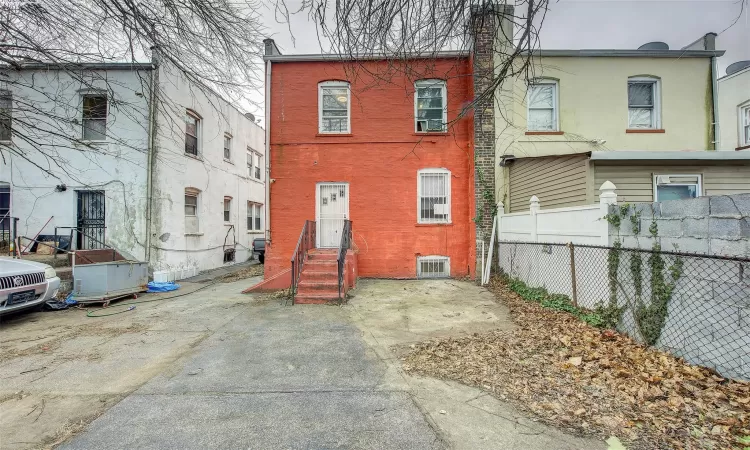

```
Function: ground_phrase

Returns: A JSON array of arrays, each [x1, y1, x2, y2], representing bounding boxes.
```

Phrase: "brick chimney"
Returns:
[[470, 2, 514, 279]]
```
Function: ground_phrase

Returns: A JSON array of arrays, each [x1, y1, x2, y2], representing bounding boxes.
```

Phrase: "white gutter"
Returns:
[[711, 55, 720, 149], [590, 151, 750, 161], [264, 60, 271, 242]]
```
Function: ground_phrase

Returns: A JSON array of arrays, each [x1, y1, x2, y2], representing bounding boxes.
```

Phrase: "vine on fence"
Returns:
[[603, 204, 684, 344]]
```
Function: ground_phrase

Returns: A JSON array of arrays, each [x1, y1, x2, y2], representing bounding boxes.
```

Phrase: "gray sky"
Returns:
[[252, 0, 749, 120]]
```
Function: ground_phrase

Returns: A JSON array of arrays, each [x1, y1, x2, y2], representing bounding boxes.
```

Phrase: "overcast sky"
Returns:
[[250, 0, 749, 119]]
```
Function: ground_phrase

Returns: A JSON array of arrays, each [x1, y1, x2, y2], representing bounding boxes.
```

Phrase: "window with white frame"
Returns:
[[184, 188, 200, 234], [319, 81, 350, 133], [0, 90, 11, 142], [82, 94, 107, 140], [247, 202, 262, 231], [415, 79, 447, 132], [653, 174, 701, 202], [418, 169, 451, 223], [223, 196, 232, 222], [417, 256, 450, 278], [223, 134, 232, 160], [247, 149, 262, 180], [185, 111, 201, 156], [628, 77, 660, 129], [740, 103, 750, 147], [527, 81, 558, 131]]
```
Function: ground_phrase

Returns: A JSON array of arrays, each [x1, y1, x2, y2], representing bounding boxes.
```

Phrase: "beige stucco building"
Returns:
[[495, 46, 750, 212], [717, 63, 750, 151]]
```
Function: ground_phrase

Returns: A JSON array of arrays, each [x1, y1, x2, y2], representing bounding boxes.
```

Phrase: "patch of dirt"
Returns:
[[221, 264, 263, 283], [402, 276, 750, 450]]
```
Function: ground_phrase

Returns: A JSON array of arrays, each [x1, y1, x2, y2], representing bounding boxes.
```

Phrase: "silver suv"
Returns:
[[0, 257, 61, 316]]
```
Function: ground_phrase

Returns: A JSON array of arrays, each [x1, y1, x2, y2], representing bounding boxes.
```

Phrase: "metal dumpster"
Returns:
[[71, 260, 149, 304]]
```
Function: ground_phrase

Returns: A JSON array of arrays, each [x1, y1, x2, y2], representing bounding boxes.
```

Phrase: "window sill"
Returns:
[[224, 223, 233, 226], [626, 129, 665, 133], [184, 153, 203, 161], [413, 132, 449, 136], [184, 232, 204, 236], [416, 222, 453, 227], [525, 131, 564, 135], [79, 140, 109, 145], [736, 144, 750, 151], [316, 133, 352, 137], [247, 230, 263, 234], [0, 140, 12, 145], [224, 158, 234, 164]]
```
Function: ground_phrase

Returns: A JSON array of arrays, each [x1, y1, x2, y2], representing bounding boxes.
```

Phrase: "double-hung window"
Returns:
[[653, 175, 701, 202], [247, 149, 262, 180], [185, 111, 201, 156], [527, 81, 558, 131], [0, 90, 11, 142], [415, 80, 447, 132], [247, 202, 263, 231], [82, 94, 107, 141], [184, 188, 200, 234], [319, 81, 350, 133], [224, 134, 232, 160], [740, 103, 750, 147], [418, 169, 451, 224], [628, 77, 660, 129], [223, 197, 232, 223]]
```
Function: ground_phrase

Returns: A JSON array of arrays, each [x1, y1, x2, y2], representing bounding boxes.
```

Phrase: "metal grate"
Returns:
[[0, 272, 45, 289], [417, 256, 450, 279]]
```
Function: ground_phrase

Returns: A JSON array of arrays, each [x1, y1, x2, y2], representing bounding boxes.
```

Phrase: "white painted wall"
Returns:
[[0, 68, 151, 259], [149, 62, 265, 273], [717, 66, 750, 151]]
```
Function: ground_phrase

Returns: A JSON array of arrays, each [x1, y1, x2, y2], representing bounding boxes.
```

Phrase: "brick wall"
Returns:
[[265, 58, 475, 279]]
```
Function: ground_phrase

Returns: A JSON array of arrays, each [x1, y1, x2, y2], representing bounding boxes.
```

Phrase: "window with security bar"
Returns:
[[417, 256, 450, 278], [415, 80, 446, 132], [319, 81, 350, 133], [418, 169, 451, 223]]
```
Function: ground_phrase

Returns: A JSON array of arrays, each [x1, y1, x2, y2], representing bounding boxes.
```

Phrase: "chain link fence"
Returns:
[[497, 240, 750, 381]]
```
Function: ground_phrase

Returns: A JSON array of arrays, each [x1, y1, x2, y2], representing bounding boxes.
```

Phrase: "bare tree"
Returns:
[[0, 0, 266, 178]]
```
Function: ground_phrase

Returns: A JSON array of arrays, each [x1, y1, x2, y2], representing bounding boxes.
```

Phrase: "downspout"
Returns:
[[711, 55, 720, 150], [264, 60, 271, 242], [145, 49, 160, 263]]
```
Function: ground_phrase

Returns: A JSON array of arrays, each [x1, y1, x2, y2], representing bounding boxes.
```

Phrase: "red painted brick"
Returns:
[[266, 58, 476, 280]]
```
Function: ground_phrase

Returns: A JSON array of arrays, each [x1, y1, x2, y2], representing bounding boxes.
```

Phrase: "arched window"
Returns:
[[417, 168, 451, 223], [627, 76, 661, 129], [318, 81, 350, 133], [527, 79, 559, 131], [184, 187, 201, 234], [415, 79, 447, 132]]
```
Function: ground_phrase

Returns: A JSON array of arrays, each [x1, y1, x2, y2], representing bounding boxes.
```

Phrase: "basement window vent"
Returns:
[[417, 256, 450, 279]]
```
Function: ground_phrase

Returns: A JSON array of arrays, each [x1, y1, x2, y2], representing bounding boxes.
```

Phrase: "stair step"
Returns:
[[305, 259, 338, 268], [298, 280, 339, 291], [299, 271, 338, 282], [294, 292, 342, 304], [307, 252, 338, 261]]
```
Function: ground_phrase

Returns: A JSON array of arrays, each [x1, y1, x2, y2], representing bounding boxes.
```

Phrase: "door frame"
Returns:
[[315, 182, 349, 248]]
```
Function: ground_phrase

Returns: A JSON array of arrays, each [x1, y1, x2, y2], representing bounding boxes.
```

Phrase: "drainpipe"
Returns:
[[264, 59, 271, 243], [145, 48, 160, 262], [711, 54, 720, 150]]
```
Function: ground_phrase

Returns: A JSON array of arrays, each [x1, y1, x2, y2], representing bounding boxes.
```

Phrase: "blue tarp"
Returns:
[[65, 292, 78, 305], [147, 281, 180, 293]]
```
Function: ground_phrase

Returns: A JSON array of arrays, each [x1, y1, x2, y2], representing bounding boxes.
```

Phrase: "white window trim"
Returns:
[[652, 174, 702, 202], [247, 202, 263, 232], [417, 168, 451, 224], [223, 133, 232, 161], [738, 101, 750, 147], [526, 80, 559, 132], [223, 197, 232, 223], [414, 79, 448, 133], [627, 77, 661, 129], [185, 110, 202, 156], [318, 81, 351, 134], [247, 149, 262, 180], [417, 255, 451, 278], [80, 93, 108, 142]]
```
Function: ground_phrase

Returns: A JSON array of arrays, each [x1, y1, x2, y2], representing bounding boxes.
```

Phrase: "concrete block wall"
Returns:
[[608, 194, 750, 380]]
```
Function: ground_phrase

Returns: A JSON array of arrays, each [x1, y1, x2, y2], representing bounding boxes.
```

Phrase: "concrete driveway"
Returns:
[[2, 278, 604, 449]]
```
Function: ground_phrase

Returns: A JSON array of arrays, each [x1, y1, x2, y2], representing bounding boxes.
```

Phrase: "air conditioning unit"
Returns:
[[433, 204, 449, 215]]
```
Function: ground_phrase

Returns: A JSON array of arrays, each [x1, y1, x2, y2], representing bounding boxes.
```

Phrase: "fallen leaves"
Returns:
[[402, 276, 750, 449]]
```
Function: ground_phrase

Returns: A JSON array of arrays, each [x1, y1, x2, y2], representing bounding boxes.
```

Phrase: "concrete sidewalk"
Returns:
[[59, 279, 604, 450]]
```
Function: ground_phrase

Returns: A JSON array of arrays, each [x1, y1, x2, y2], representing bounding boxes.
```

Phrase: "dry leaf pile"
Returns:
[[221, 263, 264, 282], [402, 277, 750, 449]]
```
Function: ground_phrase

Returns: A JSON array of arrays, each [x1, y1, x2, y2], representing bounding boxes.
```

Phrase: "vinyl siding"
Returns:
[[593, 162, 750, 203], [508, 155, 588, 212]]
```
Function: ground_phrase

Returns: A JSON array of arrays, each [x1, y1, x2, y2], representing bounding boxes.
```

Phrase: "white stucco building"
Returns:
[[0, 60, 265, 276], [717, 61, 750, 151]]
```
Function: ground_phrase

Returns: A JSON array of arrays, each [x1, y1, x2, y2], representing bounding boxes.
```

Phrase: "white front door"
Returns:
[[316, 183, 349, 248]]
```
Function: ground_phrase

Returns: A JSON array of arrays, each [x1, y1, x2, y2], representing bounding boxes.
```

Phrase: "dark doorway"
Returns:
[[76, 190, 105, 249]]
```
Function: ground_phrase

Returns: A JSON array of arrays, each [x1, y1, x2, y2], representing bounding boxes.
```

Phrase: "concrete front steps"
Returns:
[[295, 249, 345, 304]]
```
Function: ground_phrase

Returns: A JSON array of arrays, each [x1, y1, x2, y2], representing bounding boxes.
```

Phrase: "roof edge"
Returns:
[[590, 150, 750, 161], [1, 62, 154, 71], [264, 50, 470, 62]]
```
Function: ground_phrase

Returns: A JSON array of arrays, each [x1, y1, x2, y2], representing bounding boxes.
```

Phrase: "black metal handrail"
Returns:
[[290, 220, 316, 303], [337, 220, 352, 301]]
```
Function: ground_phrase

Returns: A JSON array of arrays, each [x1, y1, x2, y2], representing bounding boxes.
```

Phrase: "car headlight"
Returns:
[[45, 267, 57, 279]]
